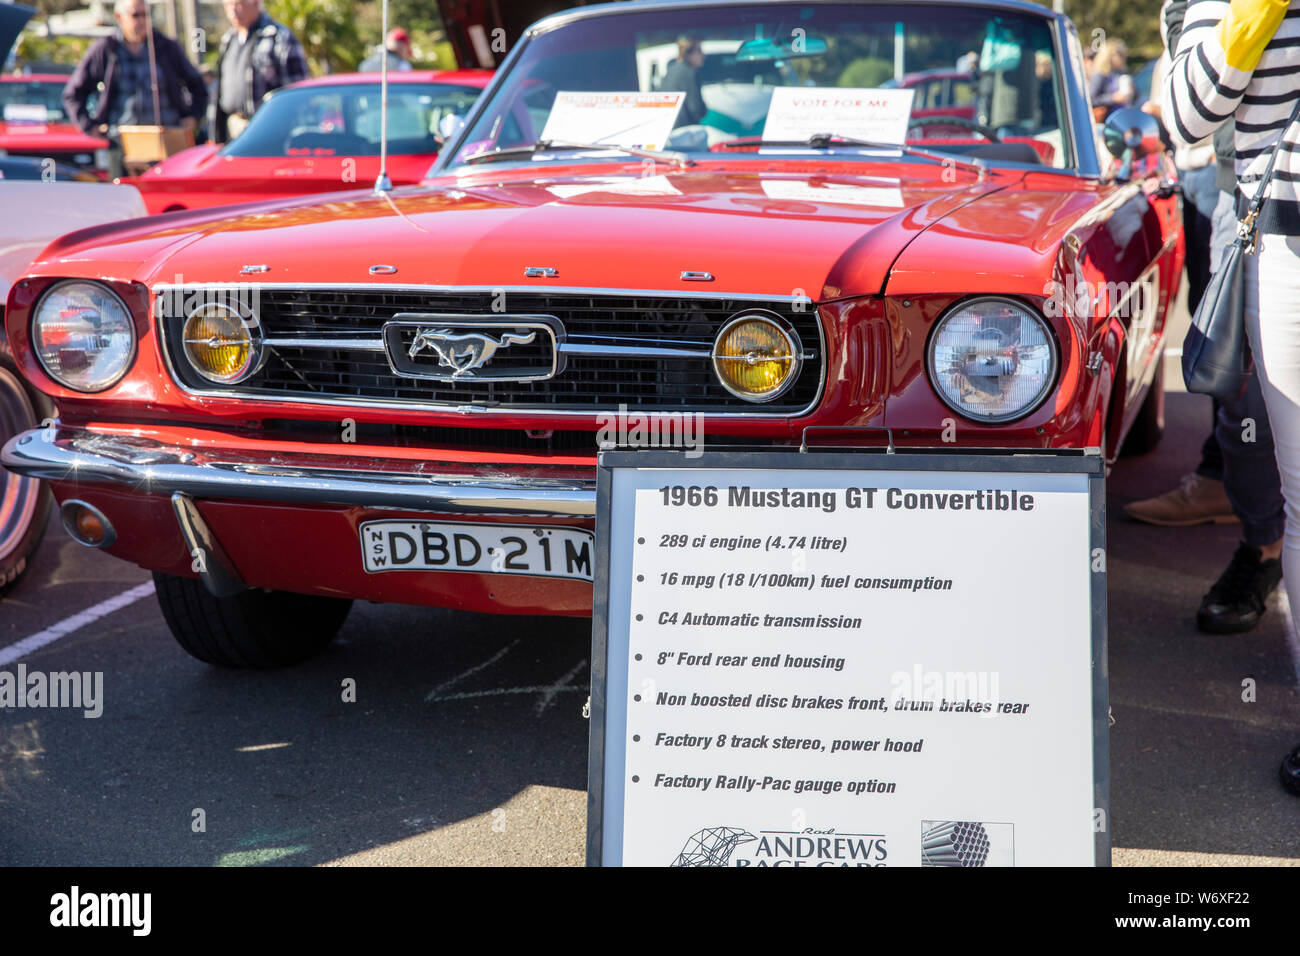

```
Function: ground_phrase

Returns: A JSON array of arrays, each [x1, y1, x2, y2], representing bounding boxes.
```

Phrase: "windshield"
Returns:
[[224, 82, 482, 158], [0, 79, 72, 123], [439, 3, 1071, 172]]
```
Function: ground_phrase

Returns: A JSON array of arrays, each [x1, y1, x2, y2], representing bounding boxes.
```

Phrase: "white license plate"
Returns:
[[359, 521, 594, 581]]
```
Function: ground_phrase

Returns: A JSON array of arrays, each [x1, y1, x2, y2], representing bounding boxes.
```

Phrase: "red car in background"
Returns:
[[123, 70, 492, 213], [0, 73, 110, 177]]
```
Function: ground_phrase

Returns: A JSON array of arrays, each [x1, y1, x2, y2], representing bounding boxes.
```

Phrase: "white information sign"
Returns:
[[539, 91, 684, 152], [590, 451, 1106, 867], [761, 87, 916, 145]]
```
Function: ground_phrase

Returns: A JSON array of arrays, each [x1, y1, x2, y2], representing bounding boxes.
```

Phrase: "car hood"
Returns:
[[41, 163, 1024, 298]]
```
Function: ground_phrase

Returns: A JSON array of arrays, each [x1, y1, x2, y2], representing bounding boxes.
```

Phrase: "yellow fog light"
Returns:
[[711, 312, 801, 402], [182, 303, 258, 383]]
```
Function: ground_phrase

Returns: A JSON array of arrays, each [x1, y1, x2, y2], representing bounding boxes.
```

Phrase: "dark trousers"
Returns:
[[1193, 187, 1285, 546]]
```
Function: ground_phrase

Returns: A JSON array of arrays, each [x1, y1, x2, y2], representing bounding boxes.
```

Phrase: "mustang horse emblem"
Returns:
[[407, 328, 537, 378]]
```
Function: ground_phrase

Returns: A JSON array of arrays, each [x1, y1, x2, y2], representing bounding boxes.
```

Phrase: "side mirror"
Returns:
[[1102, 107, 1165, 161], [1102, 107, 1170, 182]]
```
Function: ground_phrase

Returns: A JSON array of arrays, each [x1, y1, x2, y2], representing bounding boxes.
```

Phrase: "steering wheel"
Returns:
[[907, 115, 1001, 142]]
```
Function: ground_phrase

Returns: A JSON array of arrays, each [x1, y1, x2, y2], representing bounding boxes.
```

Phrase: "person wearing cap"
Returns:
[[360, 28, 414, 73]]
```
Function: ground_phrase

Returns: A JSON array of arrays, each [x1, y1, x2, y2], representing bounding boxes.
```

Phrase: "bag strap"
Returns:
[[1240, 94, 1300, 250]]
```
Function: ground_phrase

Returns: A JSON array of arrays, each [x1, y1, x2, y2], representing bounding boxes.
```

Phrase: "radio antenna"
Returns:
[[373, 0, 393, 192]]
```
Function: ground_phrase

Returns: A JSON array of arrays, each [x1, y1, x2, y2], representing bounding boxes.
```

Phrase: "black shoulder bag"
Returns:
[[1182, 96, 1300, 401]]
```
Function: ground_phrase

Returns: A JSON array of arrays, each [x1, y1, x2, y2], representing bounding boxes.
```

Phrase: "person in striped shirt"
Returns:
[[1135, 1, 1287, 639], [1162, 0, 1300, 796]]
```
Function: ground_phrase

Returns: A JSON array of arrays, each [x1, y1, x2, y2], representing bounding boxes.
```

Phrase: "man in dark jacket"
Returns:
[[657, 37, 706, 126], [62, 0, 208, 178], [212, 0, 309, 143]]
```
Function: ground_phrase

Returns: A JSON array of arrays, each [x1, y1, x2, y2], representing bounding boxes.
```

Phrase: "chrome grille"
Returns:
[[159, 287, 823, 413]]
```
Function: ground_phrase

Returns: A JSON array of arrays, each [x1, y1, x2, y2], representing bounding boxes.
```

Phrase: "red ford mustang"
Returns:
[[3, 0, 1180, 667], [121, 69, 493, 214], [0, 74, 110, 177]]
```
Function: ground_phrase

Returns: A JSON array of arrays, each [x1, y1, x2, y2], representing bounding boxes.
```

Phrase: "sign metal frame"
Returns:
[[588, 446, 1108, 867]]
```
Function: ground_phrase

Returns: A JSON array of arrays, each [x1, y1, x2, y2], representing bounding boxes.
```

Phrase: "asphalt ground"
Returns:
[[1, 293, 1298, 866]]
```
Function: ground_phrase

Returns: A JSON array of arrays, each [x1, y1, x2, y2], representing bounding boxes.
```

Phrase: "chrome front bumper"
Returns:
[[1, 427, 597, 518]]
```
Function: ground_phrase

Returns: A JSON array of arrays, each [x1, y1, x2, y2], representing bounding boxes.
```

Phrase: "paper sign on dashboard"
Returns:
[[762, 87, 915, 145], [3, 104, 48, 124], [540, 92, 685, 152]]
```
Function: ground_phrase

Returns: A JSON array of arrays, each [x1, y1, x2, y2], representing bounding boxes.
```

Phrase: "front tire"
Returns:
[[1119, 349, 1166, 457], [0, 344, 53, 597], [153, 571, 352, 668]]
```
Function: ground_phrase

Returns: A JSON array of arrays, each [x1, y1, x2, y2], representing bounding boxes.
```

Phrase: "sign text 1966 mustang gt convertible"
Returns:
[[2, 0, 1180, 666]]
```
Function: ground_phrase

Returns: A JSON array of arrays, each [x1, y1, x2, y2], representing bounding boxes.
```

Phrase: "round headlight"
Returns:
[[712, 312, 801, 402], [927, 297, 1058, 423], [182, 303, 260, 383], [32, 280, 136, 392]]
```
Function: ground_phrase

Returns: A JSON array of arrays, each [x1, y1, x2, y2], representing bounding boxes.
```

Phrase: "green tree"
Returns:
[[266, 0, 362, 73], [385, 0, 446, 35], [15, 31, 92, 70], [838, 56, 894, 88], [1030, 0, 1165, 61]]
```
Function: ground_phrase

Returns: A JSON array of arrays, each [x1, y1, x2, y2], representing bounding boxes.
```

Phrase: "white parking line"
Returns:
[[0, 580, 156, 667], [424, 638, 521, 700], [534, 659, 588, 715], [428, 685, 587, 703]]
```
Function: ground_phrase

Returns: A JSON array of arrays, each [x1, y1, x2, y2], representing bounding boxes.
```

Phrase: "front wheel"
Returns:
[[0, 347, 53, 596], [1119, 350, 1166, 457], [153, 571, 352, 668]]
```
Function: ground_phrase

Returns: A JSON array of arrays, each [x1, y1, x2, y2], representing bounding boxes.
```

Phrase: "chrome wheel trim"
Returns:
[[0, 366, 41, 563]]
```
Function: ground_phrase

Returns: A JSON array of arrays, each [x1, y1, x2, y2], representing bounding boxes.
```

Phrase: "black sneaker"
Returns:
[[1195, 543, 1283, 634]]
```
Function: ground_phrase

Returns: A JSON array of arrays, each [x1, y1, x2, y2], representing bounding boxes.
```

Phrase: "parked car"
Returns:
[[0, 73, 111, 178], [0, 4, 147, 595], [121, 70, 493, 214], [2, 0, 1180, 665]]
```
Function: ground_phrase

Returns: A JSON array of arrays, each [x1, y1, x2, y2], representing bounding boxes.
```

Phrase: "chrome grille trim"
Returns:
[[154, 284, 827, 416], [261, 337, 388, 351]]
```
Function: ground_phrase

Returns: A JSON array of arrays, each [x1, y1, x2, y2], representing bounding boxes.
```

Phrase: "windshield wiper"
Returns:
[[714, 134, 985, 174], [461, 139, 694, 169]]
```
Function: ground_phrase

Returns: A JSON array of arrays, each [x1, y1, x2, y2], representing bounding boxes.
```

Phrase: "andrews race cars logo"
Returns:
[[407, 328, 537, 378], [671, 827, 888, 867], [382, 315, 564, 383]]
